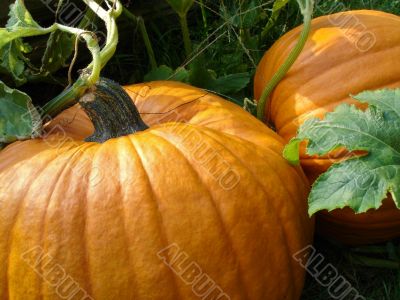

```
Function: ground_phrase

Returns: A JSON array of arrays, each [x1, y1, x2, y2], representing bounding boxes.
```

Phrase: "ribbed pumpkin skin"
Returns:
[[0, 81, 312, 300], [254, 10, 400, 245]]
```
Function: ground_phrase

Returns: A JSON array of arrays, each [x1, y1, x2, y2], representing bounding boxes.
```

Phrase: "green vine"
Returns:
[[165, 0, 194, 58], [122, 7, 157, 70], [42, 0, 122, 117], [180, 15, 193, 57], [256, 0, 314, 121]]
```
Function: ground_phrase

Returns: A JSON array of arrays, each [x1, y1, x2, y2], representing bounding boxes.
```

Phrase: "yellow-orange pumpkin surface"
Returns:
[[254, 10, 400, 245], [0, 81, 312, 300]]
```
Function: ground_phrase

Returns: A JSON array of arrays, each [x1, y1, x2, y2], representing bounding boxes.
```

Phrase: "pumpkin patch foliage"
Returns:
[[285, 89, 400, 215], [0, 80, 41, 142], [1, 0, 400, 299]]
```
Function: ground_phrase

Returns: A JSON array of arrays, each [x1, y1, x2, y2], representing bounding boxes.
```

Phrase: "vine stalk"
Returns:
[[256, 0, 314, 121], [42, 0, 122, 117], [180, 14, 193, 57], [122, 7, 157, 70]]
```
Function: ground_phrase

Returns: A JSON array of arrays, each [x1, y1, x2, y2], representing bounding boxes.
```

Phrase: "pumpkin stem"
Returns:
[[79, 78, 148, 143], [256, 0, 314, 121]]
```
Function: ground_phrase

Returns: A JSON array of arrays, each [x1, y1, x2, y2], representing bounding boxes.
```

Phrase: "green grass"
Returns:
[[314, 0, 400, 15]]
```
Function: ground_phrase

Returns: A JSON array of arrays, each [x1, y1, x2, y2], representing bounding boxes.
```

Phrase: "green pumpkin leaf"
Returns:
[[144, 65, 189, 82], [187, 55, 250, 96], [206, 72, 250, 95], [40, 30, 74, 75], [0, 0, 44, 49], [284, 88, 400, 215], [0, 80, 42, 143], [0, 0, 75, 84], [261, 0, 289, 37], [0, 38, 32, 85], [6, 0, 41, 29], [165, 0, 194, 17], [0, 0, 48, 85], [283, 138, 301, 165], [188, 55, 214, 87], [240, 0, 260, 28], [144, 65, 173, 81]]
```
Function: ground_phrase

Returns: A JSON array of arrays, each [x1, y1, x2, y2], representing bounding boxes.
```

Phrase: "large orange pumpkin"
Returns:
[[254, 10, 400, 245], [0, 79, 312, 299]]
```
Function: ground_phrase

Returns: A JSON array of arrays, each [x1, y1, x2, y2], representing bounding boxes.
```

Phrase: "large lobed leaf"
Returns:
[[0, 80, 41, 143], [0, 38, 32, 85], [284, 89, 400, 215], [0, 0, 40, 85], [0, 0, 74, 85], [0, 0, 43, 49]]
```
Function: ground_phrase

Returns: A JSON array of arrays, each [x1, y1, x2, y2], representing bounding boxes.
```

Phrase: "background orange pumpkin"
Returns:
[[254, 10, 400, 245], [0, 80, 313, 299]]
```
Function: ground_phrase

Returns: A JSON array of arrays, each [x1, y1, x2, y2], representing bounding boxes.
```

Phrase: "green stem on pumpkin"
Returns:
[[42, 0, 122, 117], [256, 0, 314, 121], [138, 17, 157, 70], [179, 15, 193, 58], [80, 78, 148, 143], [122, 7, 157, 70]]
